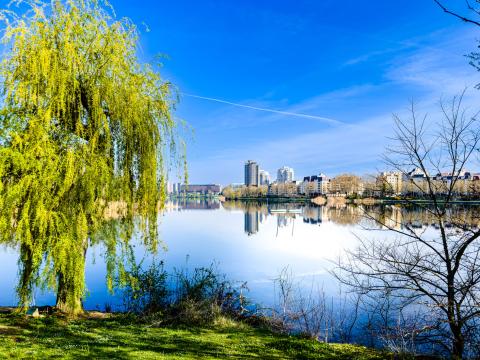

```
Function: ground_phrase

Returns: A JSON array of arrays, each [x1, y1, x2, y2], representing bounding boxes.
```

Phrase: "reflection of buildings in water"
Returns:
[[302, 205, 329, 225], [169, 198, 220, 210], [367, 205, 480, 231], [244, 211, 259, 235], [259, 212, 266, 224], [381, 206, 403, 230], [165, 202, 181, 211], [268, 207, 299, 229], [241, 203, 303, 234], [223, 200, 480, 234], [277, 215, 288, 228]]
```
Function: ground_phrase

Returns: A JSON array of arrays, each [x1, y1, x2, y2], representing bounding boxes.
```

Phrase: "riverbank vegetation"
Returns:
[[0, 262, 389, 359]]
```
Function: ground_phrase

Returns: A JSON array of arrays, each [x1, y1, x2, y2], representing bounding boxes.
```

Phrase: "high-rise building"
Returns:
[[259, 170, 271, 185], [245, 160, 259, 186], [277, 166, 294, 183]]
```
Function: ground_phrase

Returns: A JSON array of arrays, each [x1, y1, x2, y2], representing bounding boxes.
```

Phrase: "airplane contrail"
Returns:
[[181, 93, 344, 125]]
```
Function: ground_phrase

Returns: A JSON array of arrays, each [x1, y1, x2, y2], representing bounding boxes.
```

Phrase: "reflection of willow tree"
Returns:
[[0, 1, 183, 314]]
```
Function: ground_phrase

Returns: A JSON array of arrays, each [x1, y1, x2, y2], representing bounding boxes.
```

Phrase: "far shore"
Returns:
[[220, 195, 480, 206]]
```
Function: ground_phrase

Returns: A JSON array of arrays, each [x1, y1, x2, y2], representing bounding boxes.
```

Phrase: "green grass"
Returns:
[[0, 313, 387, 359]]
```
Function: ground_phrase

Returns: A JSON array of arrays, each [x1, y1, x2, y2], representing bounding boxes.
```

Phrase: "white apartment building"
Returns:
[[259, 170, 271, 185], [299, 173, 330, 195], [277, 166, 294, 183], [378, 171, 403, 194]]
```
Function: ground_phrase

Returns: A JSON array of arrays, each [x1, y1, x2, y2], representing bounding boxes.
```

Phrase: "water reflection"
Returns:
[[244, 211, 259, 235], [222, 201, 367, 235], [2, 198, 480, 309], [220, 200, 480, 235], [169, 198, 220, 210], [302, 206, 328, 224]]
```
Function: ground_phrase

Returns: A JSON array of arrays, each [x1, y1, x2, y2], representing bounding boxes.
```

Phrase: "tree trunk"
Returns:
[[18, 244, 35, 311], [55, 241, 88, 315], [55, 272, 83, 315], [452, 334, 465, 360], [451, 327, 464, 360]]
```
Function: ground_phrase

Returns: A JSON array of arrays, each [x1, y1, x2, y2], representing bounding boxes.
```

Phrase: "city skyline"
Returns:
[[105, 1, 480, 184], [169, 161, 480, 189]]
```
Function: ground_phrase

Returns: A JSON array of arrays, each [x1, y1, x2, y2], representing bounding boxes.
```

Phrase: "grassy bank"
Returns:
[[0, 313, 386, 359]]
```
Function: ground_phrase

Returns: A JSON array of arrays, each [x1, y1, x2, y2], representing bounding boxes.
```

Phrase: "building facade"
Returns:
[[300, 173, 330, 195], [245, 160, 260, 186], [259, 170, 271, 185], [277, 166, 294, 183], [377, 172, 403, 194]]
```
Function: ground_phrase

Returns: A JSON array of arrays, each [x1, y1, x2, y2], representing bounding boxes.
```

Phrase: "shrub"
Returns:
[[120, 261, 251, 326], [122, 260, 169, 315]]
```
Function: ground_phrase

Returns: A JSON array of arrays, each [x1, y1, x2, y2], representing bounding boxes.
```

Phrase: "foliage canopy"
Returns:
[[0, 0, 183, 313]]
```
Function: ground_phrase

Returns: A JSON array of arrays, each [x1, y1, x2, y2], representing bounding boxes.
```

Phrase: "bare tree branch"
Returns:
[[434, 0, 480, 26]]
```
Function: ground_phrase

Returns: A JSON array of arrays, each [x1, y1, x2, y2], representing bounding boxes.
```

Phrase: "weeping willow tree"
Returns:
[[0, 0, 184, 314]]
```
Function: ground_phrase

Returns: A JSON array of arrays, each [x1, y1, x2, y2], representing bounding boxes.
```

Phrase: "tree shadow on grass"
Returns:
[[0, 315, 387, 359], [0, 315, 293, 359]]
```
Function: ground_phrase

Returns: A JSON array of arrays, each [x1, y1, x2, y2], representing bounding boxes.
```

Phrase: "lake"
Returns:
[[1, 199, 477, 311]]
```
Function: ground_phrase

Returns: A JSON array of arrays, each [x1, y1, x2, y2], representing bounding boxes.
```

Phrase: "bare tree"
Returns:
[[434, 0, 480, 27], [329, 174, 364, 196], [434, 0, 480, 91], [336, 93, 480, 359], [272, 267, 360, 342]]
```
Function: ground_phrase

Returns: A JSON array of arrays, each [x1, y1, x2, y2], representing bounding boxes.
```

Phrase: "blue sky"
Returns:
[[13, 0, 480, 184]]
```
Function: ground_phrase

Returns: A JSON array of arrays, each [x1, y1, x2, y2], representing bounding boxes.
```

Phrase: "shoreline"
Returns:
[[221, 196, 480, 205]]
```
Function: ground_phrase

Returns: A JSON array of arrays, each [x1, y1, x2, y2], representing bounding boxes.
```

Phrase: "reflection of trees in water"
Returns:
[[221, 200, 480, 231], [364, 205, 480, 230], [324, 205, 363, 226], [221, 200, 269, 215]]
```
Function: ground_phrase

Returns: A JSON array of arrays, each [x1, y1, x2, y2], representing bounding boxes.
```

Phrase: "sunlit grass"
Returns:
[[0, 313, 388, 359]]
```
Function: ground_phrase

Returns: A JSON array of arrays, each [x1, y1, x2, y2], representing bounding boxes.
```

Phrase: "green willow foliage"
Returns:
[[0, 0, 184, 314]]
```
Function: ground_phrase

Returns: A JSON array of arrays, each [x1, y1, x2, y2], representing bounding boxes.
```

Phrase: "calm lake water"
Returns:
[[0, 199, 476, 310]]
